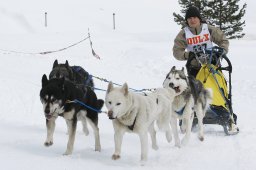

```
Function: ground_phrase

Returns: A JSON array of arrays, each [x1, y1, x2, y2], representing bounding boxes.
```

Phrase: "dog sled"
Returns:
[[186, 46, 239, 135]]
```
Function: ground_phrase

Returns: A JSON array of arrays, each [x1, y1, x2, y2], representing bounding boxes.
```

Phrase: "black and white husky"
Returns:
[[40, 74, 104, 155], [163, 66, 211, 147]]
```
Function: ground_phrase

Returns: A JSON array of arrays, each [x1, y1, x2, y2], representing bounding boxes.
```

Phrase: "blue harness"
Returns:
[[175, 106, 186, 116]]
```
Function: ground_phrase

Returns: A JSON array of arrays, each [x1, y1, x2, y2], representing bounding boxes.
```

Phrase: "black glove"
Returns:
[[190, 51, 208, 63], [186, 52, 201, 77]]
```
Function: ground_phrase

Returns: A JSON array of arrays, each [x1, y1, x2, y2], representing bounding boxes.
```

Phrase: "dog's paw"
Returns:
[[44, 141, 53, 147], [63, 151, 72, 156], [198, 136, 204, 141], [140, 160, 147, 166], [112, 154, 120, 160], [152, 144, 159, 150], [175, 143, 181, 148], [174, 139, 181, 148], [181, 138, 189, 146]]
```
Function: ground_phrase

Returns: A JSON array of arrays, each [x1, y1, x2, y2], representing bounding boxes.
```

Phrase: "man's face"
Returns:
[[187, 17, 200, 28]]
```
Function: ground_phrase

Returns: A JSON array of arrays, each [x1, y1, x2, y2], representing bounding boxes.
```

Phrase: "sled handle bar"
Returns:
[[217, 54, 232, 73], [186, 46, 232, 73]]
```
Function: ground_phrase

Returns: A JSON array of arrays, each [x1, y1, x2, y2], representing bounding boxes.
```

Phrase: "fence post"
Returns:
[[45, 12, 47, 27], [113, 13, 115, 30]]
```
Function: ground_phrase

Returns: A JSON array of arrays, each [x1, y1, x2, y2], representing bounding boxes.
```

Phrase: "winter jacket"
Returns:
[[173, 23, 229, 66]]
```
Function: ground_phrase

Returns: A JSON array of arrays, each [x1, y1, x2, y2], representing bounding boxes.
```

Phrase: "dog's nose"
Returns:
[[169, 83, 174, 88], [45, 107, 50, 114], [108, 110, 114, 119]]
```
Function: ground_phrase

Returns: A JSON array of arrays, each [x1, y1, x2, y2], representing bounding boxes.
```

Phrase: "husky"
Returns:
[[40, 74, 104, 155], [163, 66, 211, 147], [49, 59, 94, 90], [49, 60, 94, 133], [105, 82, 175, 164]]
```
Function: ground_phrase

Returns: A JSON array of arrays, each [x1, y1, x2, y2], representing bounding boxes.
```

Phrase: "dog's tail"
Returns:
[[96, 99, 104, 110]]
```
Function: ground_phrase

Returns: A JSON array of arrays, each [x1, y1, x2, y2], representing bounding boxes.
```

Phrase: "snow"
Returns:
[[0, 0, 255, 169]]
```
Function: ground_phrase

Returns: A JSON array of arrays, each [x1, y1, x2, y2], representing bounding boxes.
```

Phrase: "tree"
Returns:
[[173, 0, 208, 26], [173, 0, 247, 39]]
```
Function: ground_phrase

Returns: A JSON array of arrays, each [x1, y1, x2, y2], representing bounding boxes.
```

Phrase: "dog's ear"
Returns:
[[166, 66, 176, 78], [107, 81, 114, 94], [42, 74, 48, 87], [65, 60, 69, 68], [171, 66, 176, 72], [53, 59, 58, 69], [165, 72, 170, 79], [122, 83, 129, 96]]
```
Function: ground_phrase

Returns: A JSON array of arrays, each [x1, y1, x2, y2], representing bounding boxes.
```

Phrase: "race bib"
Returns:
[[184, 24, 213, 52]]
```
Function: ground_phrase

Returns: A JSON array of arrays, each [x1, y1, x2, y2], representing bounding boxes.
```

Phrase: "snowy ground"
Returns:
[[0, 0, 255, 169]]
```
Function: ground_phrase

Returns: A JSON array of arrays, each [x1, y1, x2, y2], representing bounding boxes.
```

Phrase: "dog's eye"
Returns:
[[168, 77, 170, 80], [116, 103, 121, 106], [44, 95, 48, 100], [51, 98, 56, 102], [176, 78, 180, 80], [108, 101, 112, 105]]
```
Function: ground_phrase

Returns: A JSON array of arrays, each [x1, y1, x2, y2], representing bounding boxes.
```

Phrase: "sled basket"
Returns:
[[196, 64, 229, 109]]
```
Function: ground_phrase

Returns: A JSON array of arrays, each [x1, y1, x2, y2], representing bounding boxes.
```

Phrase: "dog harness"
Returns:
[[175, 106, 186, 116], [128, 117, 137, 131], [116, 114, 137, 131]]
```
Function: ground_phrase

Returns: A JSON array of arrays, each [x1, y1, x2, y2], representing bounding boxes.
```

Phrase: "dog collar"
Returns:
[[117, 109, 137, 131], [128, 116, 137, 131]]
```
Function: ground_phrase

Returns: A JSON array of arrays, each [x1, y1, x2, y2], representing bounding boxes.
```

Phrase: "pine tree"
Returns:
[[173, 0, 247, 39]]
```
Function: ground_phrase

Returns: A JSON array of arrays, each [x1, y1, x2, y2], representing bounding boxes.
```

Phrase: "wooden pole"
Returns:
[[113, 13, 115, 30], [45, 12, 47, 27]]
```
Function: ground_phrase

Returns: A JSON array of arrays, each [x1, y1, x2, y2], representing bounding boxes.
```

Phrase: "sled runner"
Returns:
[[186, 46, 239, 135]]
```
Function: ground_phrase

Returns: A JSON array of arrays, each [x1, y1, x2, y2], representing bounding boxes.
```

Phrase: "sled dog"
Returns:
[[163, 66, 211, 146], [40, 75, 104, 155], [105, 82, 175, 164], [49, 59, 94, 90], [49, 60, 94, 133]]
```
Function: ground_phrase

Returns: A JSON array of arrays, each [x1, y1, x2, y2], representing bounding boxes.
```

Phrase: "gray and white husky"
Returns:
[[163, 66, 211, 147], [105, 82, 175, 164]]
